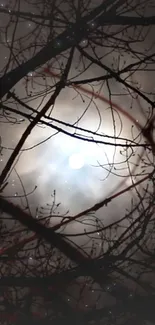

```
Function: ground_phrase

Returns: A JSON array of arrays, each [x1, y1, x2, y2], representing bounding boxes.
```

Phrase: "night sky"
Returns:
[[0, 0, 155, 322]]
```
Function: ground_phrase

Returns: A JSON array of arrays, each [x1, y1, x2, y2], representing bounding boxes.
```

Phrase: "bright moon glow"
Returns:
[[69, 153, 85, 170]]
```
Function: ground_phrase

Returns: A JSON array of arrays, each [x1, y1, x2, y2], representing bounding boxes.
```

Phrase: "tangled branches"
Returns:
[[0, 0, 155, 324]]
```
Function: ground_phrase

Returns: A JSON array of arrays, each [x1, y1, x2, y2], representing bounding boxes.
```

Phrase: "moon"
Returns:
[[69, 153, 85, 170]]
